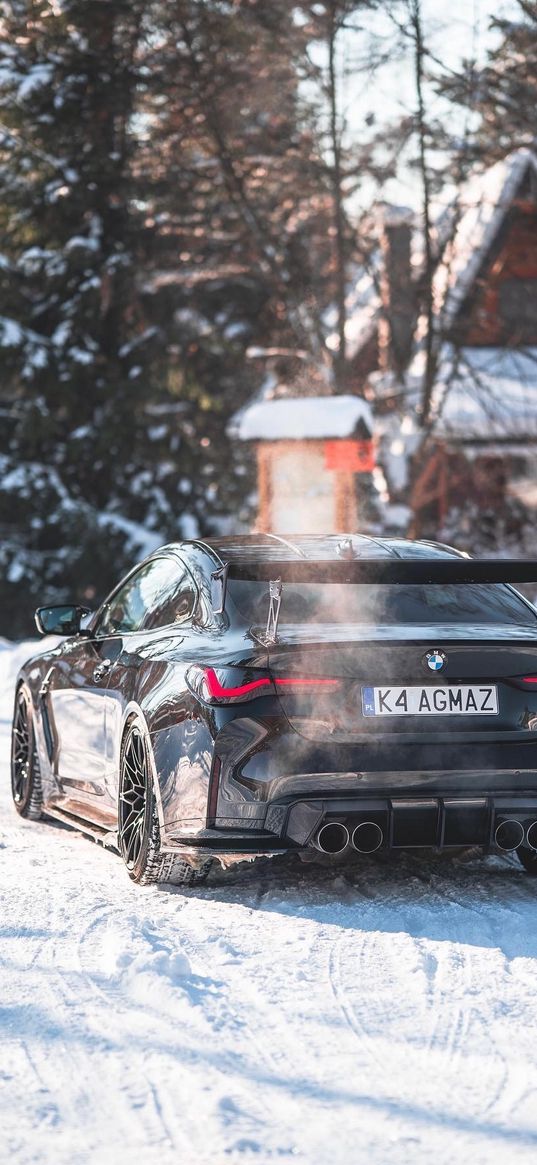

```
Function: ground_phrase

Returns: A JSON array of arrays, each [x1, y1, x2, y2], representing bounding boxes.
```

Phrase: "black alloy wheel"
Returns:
[[118, 719, 212, 887], [118, 725, 151, 875], [11, 687, 43, 819], [517, 846, 537, 875]]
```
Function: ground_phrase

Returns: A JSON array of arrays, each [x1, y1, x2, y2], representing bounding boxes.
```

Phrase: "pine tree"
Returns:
[[0, 1, 279, 634], [0, 0, 365, 636], [129, 0, 340, 539], [0, 1, 165, 633], [142, 0, 335, 377]]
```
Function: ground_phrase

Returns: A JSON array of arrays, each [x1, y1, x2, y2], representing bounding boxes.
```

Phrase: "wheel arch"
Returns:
[[118, 701, 166, 830]]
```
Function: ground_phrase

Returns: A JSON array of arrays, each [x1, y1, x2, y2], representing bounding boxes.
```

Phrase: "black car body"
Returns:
[[11, 533, 537, 882]]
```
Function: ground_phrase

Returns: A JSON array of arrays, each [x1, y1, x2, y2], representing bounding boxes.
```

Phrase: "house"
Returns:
[[232, 149, 537, 541], [369, 150, 537, 536]]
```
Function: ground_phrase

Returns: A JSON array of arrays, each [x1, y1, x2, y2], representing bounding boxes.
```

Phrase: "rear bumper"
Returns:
[[165, 791, 537, 856], [282, 792, 537, 851], [212, 720, 537, 811], [164, 792, 537, 857], [157, 716, 537, 854]]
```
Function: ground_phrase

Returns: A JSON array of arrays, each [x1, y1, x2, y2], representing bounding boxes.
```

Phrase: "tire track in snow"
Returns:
[[302, 865, 476, 1086], [9, 899, 187, 1164], [0, 808, 202, 1164], [327, 927, 472, 1073], [74, 899, 301, 1161], [325, 899, 528, 1131], [74, 901, 257, 1159], [412, 860, 537, 1126], [52, 927, 181, 1157]]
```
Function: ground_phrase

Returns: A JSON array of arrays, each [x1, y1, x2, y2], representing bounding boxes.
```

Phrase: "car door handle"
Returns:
[[93, 658, 112, 682]]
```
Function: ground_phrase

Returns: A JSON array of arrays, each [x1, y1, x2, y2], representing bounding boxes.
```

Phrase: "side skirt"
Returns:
[[44, 805, 119, 851], [44, 808, 288, 860]]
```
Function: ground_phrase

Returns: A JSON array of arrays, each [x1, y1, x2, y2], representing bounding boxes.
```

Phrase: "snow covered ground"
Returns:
[[1, 640, 537, 1165]]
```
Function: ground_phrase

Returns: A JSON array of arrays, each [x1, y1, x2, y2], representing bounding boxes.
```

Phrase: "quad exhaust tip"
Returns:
[[315, 822, 350, 855], [315, 820, 385, 855], [352, 821, 384, 854], [315, 815, 537, 856], [495, 819, 525, 852]]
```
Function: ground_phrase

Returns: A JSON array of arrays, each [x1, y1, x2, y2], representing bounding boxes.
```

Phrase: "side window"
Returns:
[[96, 558, 196, 636], [143, 565, 197, 630]]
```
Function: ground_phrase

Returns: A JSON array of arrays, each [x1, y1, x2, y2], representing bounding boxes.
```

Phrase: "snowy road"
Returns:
[[1, 642, 537, 1164]]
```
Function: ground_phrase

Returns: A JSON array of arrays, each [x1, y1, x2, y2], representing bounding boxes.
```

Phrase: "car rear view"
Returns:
[[203, 536, 537, 874]]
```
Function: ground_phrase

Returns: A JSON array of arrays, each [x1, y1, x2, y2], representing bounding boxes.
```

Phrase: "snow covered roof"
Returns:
[[435, 148, 537, 326], [231, 394, 374, 441], [375, 346, 537, 488], [433, 346, 537, 442], [373, 151, 537, 453], [388, 344, 537, 444], [330, 150, 537, 370]]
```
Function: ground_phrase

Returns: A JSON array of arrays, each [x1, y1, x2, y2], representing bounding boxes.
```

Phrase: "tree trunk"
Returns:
[[327, 1, 347, 390], [411, 0, 436, 426]]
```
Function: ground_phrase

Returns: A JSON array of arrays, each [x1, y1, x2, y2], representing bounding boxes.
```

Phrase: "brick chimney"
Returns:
[[377, 206, 416, 377]]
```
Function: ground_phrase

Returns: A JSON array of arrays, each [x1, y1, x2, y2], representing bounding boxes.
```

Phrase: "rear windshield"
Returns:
[[228, 580, 537, 627]]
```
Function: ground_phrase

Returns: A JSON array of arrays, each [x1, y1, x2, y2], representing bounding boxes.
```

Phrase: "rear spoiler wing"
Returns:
[[222, 560, 537, 585], [211, 559, 537, 643]]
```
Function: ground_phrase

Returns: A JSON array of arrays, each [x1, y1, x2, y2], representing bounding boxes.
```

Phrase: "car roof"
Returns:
[[188, 533, 467, 565]]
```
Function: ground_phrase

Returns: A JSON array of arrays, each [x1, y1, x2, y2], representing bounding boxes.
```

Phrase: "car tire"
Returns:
[[11, 685, 43, 820], [118, 718, 212, 887], [517, 846, 537, 875]]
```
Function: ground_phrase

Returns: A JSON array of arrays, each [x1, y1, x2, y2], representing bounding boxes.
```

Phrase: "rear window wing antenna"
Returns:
[[210, 563, 229, 615], [266, 578, 282, 644]]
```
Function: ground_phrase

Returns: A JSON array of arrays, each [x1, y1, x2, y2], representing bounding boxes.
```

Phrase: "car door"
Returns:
[[120, 562, 216, 836], [46, 556, 194, 823], [45, 630, 122, 816], [99, 556, 199, 808]]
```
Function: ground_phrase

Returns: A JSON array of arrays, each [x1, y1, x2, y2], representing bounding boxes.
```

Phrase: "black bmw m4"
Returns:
[[11, 533, 537, 885]]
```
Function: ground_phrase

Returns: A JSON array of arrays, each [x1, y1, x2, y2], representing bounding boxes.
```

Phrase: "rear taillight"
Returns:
[[204, 668, 272, 700], [186, 665, 339, 704], [521, 676, 537, 684]]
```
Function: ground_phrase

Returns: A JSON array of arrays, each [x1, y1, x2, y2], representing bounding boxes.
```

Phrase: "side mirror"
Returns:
[[35, 604, 91, 637]]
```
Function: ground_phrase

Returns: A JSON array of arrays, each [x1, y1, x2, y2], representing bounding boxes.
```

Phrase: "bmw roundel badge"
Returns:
[[425, 650, 447, 672]]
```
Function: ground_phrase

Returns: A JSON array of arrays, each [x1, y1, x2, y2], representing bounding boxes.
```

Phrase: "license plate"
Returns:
[[362, 685, 498, 716]]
